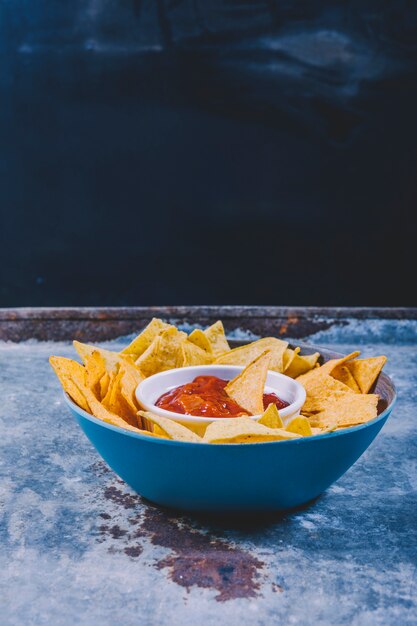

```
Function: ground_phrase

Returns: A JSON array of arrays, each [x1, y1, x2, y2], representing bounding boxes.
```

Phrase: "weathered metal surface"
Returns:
[[1, 309, 416, 625], [1, 306, 417, 342]]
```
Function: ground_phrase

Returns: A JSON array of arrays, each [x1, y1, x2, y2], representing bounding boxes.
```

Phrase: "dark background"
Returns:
[[1, 1, 417, 307]]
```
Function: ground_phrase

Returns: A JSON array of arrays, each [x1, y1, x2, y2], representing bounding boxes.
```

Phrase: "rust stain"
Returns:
[[142, 506, 264, 602], [99, 483, 266, 601]]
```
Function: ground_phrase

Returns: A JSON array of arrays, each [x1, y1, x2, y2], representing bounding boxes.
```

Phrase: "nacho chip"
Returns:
[[258, 403, 283, 429], [285, 415, 312, 437], [188, 328, 213, 353], [121, 318, 173, 358], [73, 341, 128, 373], [298, 370, 354, 414], [203, 416, 299, 444], [203, 321, 230, 355], [331, 364, 360, 393], [215, 337, 288, 373], [284, 351, 320, 378], [100, 368, 136, 426], [99, 372, 110, 399], [135, 327, 187, 377], [311, 393, 379, 428], [85, 351, 107, 398], [346, 356, 387, 394], [283, 347, 300, 373], [138, 411, 202, 443], [181, 340, 213, 366], [49, 356, 89, 412], [225, 350, 271, 415], [319, 351, 361, 377]]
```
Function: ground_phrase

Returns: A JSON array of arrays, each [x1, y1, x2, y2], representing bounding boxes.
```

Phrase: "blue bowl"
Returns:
[[65, 345, 396, 512]]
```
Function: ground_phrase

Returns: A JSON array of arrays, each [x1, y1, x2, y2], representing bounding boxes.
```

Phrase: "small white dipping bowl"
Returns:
[[135, 365, 306, 436]]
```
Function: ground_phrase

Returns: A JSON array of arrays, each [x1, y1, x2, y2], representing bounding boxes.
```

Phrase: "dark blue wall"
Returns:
[[1, 2, 417, 306]]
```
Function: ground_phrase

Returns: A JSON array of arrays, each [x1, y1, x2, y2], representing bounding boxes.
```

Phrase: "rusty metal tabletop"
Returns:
[[1, 307, 416, 626]]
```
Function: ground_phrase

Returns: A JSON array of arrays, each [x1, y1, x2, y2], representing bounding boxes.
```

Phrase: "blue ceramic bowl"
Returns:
[[65, 344, 396, 512]]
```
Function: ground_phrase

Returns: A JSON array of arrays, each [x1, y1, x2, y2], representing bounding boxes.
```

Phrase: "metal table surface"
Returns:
[[1, 307, 416, 626]]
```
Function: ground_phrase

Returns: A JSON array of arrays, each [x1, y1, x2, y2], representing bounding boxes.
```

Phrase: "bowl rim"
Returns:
[[135, 364, 306, 423], [63, 340, 397, 446]]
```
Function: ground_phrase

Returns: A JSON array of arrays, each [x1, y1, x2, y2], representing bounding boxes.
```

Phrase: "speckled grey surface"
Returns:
[[1, 320, 416, 626]]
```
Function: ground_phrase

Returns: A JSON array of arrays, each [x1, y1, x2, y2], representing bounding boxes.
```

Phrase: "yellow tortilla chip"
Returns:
[[284, 351, 320, 378], [298, 370, 354, 414], [319, 351, 361, 376], [188, 328, 213, 353], [203, 416, 299, 444], [225, 351, 271, 415], [135, 327, 187, 377], [101, 368, 138, 426], [73, 341, 126, 373], [311, 393, 379, 428], [346, 356, 387, 394], [181, 340, 213, 366], [99, 372, 110, 399], [121, 318, 173, 358], [331, 364, 361, 393], [215, 337, 288, 373], [138, 411, 202, 443], [203, 321, 230, 355], [285, 415, 312, 437], [258, 403, 283, 429], [85, 351, 107, 398], [283, 347, 300, 373], [49, 356, 89, 412]]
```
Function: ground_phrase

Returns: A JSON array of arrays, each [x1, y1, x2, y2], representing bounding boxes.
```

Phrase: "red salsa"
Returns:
[[155, 375, 289, 418]]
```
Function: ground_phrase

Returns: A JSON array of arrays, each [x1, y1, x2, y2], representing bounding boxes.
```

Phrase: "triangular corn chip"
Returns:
[[215, 337, 288, 373], [203, 321, 230, 355], [135, 327, 187, 377], [225, 351, 271, 415], [121, 318, 173, 358], [181, 340, 213, 366], [298, 370, 354, 414], [331, 364, 360, 393], [345, 356, 387, 394], [188, 328, 213, 353], [101, 367, 138, 426], [258, 403, 283, 429], [285, 351, 320, 378], [138, 411, 202, 443], [73, 341, 132, 373], [319, 351, 361, 377], [282, 347, 300, 373], [285, 415, 312, 437], [310, 393, 379, 428], [49, 356, 89, 412], [203, 416, 299, 444], [85, 351, 107, 398]]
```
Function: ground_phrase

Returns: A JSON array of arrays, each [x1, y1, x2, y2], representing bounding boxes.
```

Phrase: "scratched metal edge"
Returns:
[[0, 306, 416, 342]]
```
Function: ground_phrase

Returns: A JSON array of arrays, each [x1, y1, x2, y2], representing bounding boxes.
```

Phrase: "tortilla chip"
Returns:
[[99, 372, 110, 399], [121, 318, 173, 358], [84, 351, 107, 398], [49, 356, 89, 412], [135, 327, 187, 377], [319, 351, 361, 377], [138, 411, 202, 443], [331, 364, 361, 393], [285, 415, 312, 437], [188, 328, 213, 354], [298, 370, 354, 414], [181, 340, 213, 366], [203, 321, 230, 355], [258, 403, 283, 429], [73, 341, 127, 373], [225, 351, 271, 415], [203, 416, 299, 444], [284, 351, 320, 378], [215, 337, 288, 373], [346, 356, 387, 394], [311, 393, 379, 428], [283, 347, 300, 373]]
